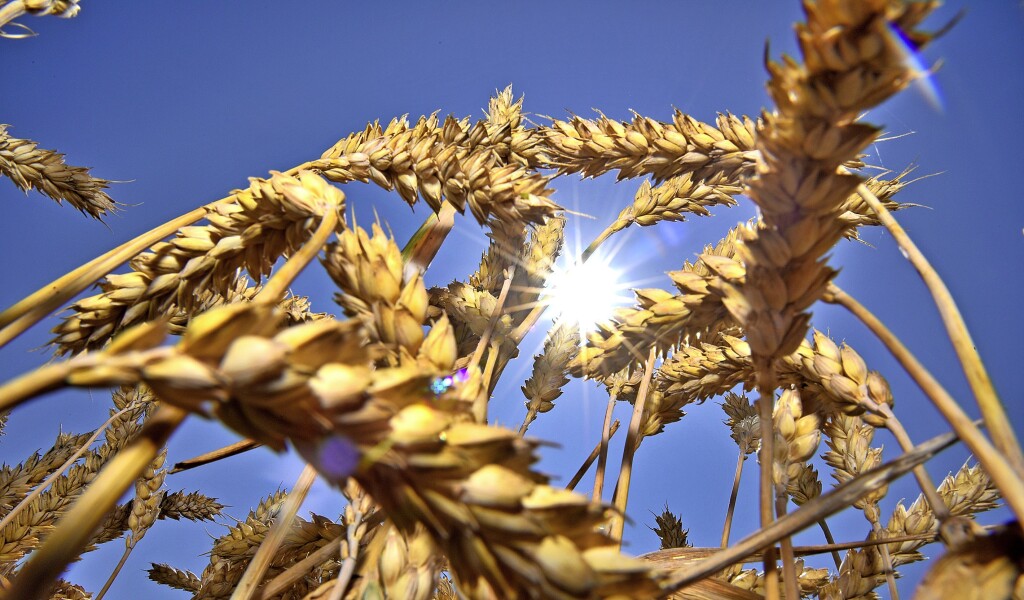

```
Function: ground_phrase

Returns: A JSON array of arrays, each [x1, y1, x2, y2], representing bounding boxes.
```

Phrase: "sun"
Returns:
[[543, 254, 631, 334]]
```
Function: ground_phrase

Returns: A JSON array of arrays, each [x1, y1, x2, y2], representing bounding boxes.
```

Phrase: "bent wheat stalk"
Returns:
[[853, 182, 1024, 478]]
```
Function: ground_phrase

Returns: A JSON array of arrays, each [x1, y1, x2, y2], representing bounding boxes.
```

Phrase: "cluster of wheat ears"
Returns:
[[0, 1, 1021, 599]]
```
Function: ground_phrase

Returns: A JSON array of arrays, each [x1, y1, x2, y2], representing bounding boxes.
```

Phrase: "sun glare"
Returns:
[[544, 255, 630, 333]]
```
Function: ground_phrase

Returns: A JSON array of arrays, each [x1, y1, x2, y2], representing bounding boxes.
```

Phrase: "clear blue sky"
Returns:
[[1, 2, 1022, 598]]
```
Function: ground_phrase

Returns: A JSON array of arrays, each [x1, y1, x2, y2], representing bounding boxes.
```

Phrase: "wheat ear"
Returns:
[[0, 124, 117, 219]]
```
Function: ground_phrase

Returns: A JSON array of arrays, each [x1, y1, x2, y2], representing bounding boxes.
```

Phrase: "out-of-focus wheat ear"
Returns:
[[826, 284, 1024, 520], [148, 563, 201, 592], [0, 1, 80, 38], [349, 524, 439, 600], [913, 521, 1023, 600], [0, 125, 118, 219]]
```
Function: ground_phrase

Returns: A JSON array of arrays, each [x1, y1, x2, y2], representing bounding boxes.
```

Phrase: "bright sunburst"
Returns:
[[543, 253, 631, 334]]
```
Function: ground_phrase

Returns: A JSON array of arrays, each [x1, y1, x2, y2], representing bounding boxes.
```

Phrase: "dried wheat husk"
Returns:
[[0, 124, 116, 219]]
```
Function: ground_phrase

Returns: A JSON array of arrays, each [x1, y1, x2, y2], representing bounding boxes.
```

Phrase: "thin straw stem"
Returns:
[[231, 463, 318, 600], [0, 361, 73, 414], [816, 520, 842, 569], [7, 403, 187, 600], [720, 451, 745, 548], [469, 268, 514, 423], [592, 394, 618, 502], [566, 420, 620, 492], [827, 284, 1024, 520], [880, 406, 949, 522], [775, 494, 800, 600], [94, 546, 132, 600], [856, 182, 1024, 477], [609, 347, 657, 546], [400, 202, 457, 277]]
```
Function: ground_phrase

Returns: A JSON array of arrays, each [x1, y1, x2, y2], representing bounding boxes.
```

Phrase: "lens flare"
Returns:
[[886, 22, 944, 111]]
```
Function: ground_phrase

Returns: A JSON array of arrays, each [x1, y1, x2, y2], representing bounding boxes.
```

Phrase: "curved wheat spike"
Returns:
[[0, 124, 117, 219]]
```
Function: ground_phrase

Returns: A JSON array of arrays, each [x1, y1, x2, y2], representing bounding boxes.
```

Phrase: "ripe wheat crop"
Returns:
[[0, 1, 1021, 599]]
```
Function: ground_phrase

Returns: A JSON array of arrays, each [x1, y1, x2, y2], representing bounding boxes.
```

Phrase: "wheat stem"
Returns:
[[231, 463, 317, 600], [469, 268, 514, 422], [774, 493, 800, 600], [94, 545, 132, 600], [721, 450, 745, 548], [609, 347, 657, 546], [816, 520, 842, 569], [856, 182, 1024, 478], [565, 419, 620, 492], [754, 362, 780, 600], [878, 405, 949, 522], [827, 284, 1024, 520], [7, 403, 186, 600], [592, 393, 618, 502], [0, 361, 73, 413]]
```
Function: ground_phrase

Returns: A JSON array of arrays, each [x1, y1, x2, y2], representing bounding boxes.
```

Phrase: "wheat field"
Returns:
[[0, 1, 1022, 599]]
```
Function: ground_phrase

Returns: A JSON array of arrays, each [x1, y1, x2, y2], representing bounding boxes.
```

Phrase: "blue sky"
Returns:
[[1, 2, 1022, 598]]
